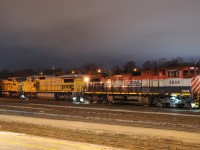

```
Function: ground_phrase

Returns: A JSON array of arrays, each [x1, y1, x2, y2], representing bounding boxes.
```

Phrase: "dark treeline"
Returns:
[[0, 57, 199, 79], [111, 57, 200, 75], [142, 57, 200, 70]]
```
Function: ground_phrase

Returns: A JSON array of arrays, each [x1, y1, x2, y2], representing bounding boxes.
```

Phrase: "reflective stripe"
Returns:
[[191, 75, 200, 94]]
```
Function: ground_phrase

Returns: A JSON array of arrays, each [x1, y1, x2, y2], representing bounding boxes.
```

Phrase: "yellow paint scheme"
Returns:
[[0, 78, 23, 96], [0, 77, 37, 96], [74, 77, 86, 92], [0, 79, 14, 94], [36, 76, 62, 92], [0, 75, 86, 96], [35, 75, 85, 93], [22, 81, 36, 93]]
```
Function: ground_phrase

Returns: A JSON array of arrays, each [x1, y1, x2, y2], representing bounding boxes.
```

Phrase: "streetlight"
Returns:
[[52, 65, 55, 71], [97, 69, 101, 73]]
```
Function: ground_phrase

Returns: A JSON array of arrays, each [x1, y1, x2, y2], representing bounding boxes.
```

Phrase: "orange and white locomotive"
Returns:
[[84, 66, 200, 108]]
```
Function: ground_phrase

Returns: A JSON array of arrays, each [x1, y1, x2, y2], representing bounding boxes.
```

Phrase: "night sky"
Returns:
[[1, 0, 200, 70]]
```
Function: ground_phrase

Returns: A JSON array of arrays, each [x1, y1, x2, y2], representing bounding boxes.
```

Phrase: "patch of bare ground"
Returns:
[[0, 121, 200, 150]]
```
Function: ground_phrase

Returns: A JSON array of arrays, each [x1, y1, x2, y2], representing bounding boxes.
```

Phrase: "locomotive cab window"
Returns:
[[39, 77, 45, 80], [190, 70, 195, 75], [90, 78, 100, 82], [183, 70, 189, 77], [64, 79, 74, 83], [15, 77, 26, 82]]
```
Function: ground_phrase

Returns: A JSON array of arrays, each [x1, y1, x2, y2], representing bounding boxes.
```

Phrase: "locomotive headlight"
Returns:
[[80, 97, 84, 102], [72, 97, 76, 101], [84, 77, 89, 82], [191, 102, 195, 108]]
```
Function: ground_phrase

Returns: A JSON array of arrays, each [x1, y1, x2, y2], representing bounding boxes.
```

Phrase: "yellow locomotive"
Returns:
[[0, 74, 86, 100], [34, 74, 86, 100], [0, 76, 36, 98], [22, 76, 37, 98], [0, 77, 26, 97]]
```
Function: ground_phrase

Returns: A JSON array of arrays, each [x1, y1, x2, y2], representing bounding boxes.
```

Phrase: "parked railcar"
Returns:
[[35, 74, 86, 100], [0, 77, 26, 97], [84, 66, 199, 108]]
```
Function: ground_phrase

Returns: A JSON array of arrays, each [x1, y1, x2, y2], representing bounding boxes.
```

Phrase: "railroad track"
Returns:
[[0, 98, 200, 149], [0, 98, 200, 132]]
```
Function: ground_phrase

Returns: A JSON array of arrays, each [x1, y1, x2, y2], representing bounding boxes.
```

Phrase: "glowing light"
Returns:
[[97, 69, 101, 73], [84, 77, 89, 82], [191, 103, 195, 108], [133, 68, 137, 72], [52, 65, 55, 70]]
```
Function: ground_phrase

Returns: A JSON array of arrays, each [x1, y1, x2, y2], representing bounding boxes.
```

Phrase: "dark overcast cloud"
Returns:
[[0, 0, 200, 70]]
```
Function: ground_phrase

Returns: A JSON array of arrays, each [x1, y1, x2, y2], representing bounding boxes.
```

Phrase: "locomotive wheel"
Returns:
[[55, 93, 60, 101], [67, 94, 72, 101], [92, 96, 100, 103], [83, 96, 92, 103], [100, 96, 109, 104], [31, 93, 37, 99]]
